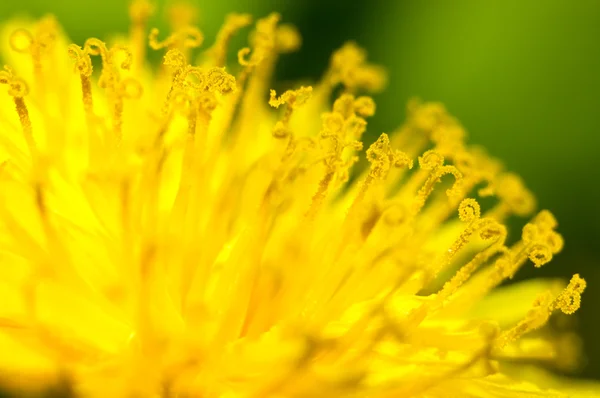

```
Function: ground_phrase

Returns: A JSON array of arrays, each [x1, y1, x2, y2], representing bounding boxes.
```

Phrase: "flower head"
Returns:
[[0, 2, 596, 397]]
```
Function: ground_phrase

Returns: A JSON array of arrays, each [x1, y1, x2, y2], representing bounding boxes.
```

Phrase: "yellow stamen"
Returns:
[[207, 13, 253, 67], [0, 6, 591, 398], [269, 86, 312, 138], [0, 67, 36, 156], [128, 0, 155, 72]]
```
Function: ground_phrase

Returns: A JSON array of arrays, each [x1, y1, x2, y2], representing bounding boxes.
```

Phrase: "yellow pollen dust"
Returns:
[[0, 2, 593, 398]]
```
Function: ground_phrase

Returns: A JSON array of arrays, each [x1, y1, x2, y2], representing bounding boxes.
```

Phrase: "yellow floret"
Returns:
[[0, 2, 596, 398]]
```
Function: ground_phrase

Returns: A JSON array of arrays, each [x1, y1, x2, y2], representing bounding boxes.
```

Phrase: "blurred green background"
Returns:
[[0, 0, 598, 391]]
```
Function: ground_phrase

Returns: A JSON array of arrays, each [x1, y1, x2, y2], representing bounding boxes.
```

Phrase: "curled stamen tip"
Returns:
[[67, 44, 93, 76], [269, 86, 312, 109], [84, 37, 107, 56], [321, 113, 344, 135], [9, 29, 34, 53], [366, 134, 411, 180], [331, 42, 365, 69], [546, 230, 564, 254], [332, 93, 356, 116], [458, 198, 481, 223], [35, 16, 58, 46], [494, 257, 514, 279], [10, 78, 29, 98], [0, 67, 13, 84], [366, 134, 390, 161], [496, 173, 536, 216], [347, 140, 363, 151], [269, 89, 281, 108], [203, 67, 236, 94], [149, 26, 203, 51], [207, 13, 252, 66], [418, 149, 444, 170], [356, 65, 388, 93], [535, 209, 559, 230], [197, 92, 218, 112], [410, 101, 447, 132], [181, 26, 204, 49], [555, 274, 586, 315], [237, 47, 253, 66], [522, 223, 541, 244], [111, 46, 133, 70], [276, 24, 301, 53], [240, 12, 283, 67], [569, 274, 586, 295], [432, 124, 466, 152], [392, 150, 413, 169], [353, 96, 375, 117], [10, 21, 56, 54], [528, 243, 553, 267], [163, 49, 186, 69], [171, 90, 193, 113], [329, 42, 387, 92], [0, 67, 29, 97], [522, 214, 564, 255], [479, 221, 507, 241], [148, 27, 160, 48]]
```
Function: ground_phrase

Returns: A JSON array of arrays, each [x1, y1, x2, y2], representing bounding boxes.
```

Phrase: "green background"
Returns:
[[0, 0, 598, 392]]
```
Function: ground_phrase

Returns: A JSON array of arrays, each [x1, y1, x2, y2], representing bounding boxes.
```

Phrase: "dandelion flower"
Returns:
[[0, 2, 597, 397]]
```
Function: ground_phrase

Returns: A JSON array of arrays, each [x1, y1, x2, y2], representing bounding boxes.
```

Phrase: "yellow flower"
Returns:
[[0, 2, 596, 397]]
